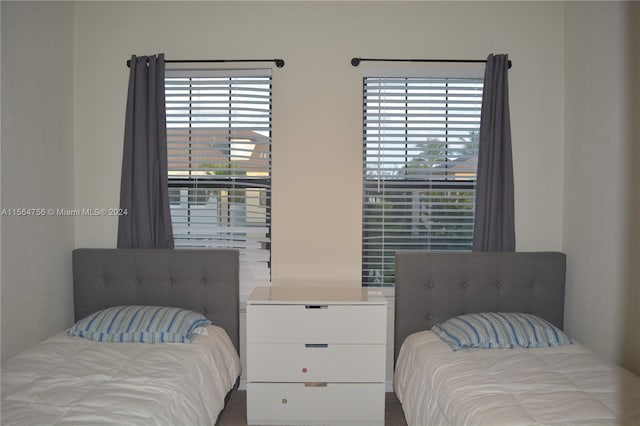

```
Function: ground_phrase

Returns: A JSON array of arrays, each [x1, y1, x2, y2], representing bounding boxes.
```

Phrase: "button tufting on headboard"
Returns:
[[393, 251, 567, 362], [72, 248, 241, 354]]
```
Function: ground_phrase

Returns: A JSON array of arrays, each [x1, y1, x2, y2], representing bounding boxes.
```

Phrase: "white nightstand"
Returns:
[[246, 286, 387, 426]]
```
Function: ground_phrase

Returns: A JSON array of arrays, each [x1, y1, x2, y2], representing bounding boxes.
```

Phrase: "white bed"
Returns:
[[395, 330, 640, 426], [2, 325, 241, 426], [393, 251, 640, 426], [1, 248, 242, 426]]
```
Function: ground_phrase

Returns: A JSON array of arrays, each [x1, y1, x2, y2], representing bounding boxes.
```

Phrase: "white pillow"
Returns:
[[67, 305, 211, 343], [432, 312, 572, 351]]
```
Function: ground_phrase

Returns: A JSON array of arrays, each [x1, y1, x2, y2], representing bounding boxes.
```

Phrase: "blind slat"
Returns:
[[362, 76, 482, 287], [167, 71, 272, 294]]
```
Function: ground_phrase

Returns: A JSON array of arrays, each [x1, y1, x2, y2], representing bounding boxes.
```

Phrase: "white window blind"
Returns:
[[165, 69, 271, 298], [362, 77, 482, 287]]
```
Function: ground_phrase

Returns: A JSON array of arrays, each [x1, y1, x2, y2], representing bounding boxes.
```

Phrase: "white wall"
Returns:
[[1, 1, 75, 362], [563, 1, 640, 373], [73, 1, 566, 276], [2, 0, 569, 363], [4, 1, 635, 375], [627, 1, 640, 376], [69, 1, 568, 384]]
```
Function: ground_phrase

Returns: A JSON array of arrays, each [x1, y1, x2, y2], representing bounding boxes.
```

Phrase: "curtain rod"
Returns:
[[126, 58, 285, 68], [351, 57, 512, 69]]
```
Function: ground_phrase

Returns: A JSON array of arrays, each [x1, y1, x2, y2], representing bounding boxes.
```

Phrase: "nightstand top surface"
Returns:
[[247, 286, 386, 305]]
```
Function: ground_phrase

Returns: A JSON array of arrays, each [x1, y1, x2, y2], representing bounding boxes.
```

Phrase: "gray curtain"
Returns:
[[117, 54, 174, 249], [472, 54, 515, 251]]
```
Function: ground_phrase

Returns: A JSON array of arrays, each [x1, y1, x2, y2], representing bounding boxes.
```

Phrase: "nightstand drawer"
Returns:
[[246, 304, 386, 344], [247, 343, 386, 382], [247, 382, 385, 426]]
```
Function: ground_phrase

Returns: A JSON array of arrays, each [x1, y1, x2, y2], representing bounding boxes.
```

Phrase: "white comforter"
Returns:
[[394, 331, 640, 426], [1, 325, 241, 426]]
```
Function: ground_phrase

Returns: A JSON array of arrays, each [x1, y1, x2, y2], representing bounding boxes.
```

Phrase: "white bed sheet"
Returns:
[[394, 330, 640, 426], [1, 325, 241, 426]]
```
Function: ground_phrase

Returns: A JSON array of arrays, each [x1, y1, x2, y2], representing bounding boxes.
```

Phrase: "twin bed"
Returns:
[[1, 249, 242, 426], [3, 249, 639, 425], [393, 251, 640, 425]]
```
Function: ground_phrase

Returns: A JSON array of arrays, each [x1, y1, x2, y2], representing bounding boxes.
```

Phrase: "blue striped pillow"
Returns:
[[431, 312, 572, 351], [67, 306, 211, 343]]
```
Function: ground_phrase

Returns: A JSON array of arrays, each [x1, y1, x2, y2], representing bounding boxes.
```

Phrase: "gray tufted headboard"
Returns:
[[72, 248, 240, 353], [394, 251, 566, 361]]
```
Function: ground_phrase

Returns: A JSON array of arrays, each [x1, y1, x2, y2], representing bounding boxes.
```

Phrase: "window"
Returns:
[[362, 77, 482, 287], [165, 69, 271, 298]]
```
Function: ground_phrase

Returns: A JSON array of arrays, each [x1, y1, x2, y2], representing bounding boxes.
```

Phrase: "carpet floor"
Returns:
[[217, 390, 408, 426]]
